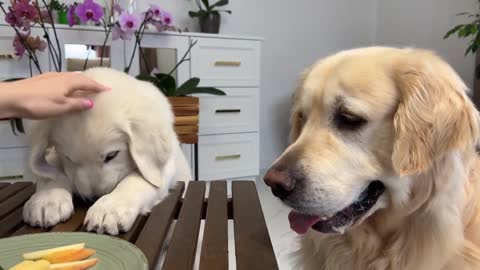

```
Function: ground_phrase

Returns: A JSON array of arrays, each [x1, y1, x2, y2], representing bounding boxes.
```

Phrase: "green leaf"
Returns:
[[211, 0, 229, 8], [444, 24, 464, 39], [176, 78, 200, 96], [179, 87, 226, 96], [9, 118, 24, 135], [154, 73, 177, 96], [15, 118, 24, 133], [9, 119, 17, 136], [465, 43, 475, 56], [136, 74, 159, 85], [201, 0, 210, 10], [189, 10, 208, 18], [458, 26, 470, 38], [219, 10, 232, 14], [467, 24, 478, 35]]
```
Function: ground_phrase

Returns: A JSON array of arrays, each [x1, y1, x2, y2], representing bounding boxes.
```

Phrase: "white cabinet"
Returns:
[[0, 25, 262, 180]]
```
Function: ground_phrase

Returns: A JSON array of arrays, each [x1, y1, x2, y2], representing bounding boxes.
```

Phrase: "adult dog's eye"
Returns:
[[334, 111, 367, 131], [104, 151, 119, 163]]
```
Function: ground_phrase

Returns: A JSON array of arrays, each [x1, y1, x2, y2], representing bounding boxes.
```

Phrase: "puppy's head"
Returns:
[[264, 47, 479, 234], [30, 68, 176, 200]]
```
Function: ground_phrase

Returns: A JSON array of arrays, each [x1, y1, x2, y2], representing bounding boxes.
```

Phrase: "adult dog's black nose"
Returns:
[[264, 166, 295, 200]]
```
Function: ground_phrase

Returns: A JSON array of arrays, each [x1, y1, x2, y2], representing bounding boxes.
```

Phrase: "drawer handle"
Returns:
[[215, 154, 241, 161], [215, 109, 241, 114], [214, 61, 241, 67], [0, 54, 14, 60]]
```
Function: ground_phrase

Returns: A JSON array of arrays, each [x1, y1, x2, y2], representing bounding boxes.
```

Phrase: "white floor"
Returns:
[[254, 173, 298, 270]]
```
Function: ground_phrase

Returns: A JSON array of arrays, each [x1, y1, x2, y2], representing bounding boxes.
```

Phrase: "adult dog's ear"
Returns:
[[289, 69, 311, 144], [124, 113, 175, 189], [392, 50, 480, 176], [29, 120, 63, 179]]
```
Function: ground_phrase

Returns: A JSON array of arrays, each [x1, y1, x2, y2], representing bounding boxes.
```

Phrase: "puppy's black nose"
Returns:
[[264, 167, 295, 200]]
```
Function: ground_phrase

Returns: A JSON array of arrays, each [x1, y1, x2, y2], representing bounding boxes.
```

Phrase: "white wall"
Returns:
[[375, 0, 477, 89], [219, 0, 377, 170], [144, 0, 377, 170]]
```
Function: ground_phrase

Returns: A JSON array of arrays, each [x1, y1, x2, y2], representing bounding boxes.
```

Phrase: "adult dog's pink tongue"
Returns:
[[288, 211, 321, 234]]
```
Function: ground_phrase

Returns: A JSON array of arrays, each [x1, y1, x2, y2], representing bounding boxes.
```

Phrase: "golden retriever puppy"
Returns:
[[264, 47, 480, 270], [23, 67, 191, 235]]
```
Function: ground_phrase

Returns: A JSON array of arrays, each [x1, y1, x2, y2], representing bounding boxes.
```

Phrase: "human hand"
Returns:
[[1, 72, 110, 119]]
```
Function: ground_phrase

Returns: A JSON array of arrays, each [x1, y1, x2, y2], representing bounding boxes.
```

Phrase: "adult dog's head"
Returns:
[[264, 47, 480, 234], [29, 68, 177, 200]]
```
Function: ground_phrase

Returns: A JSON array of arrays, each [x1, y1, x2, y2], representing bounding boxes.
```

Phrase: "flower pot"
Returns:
[[199, 13, 221, 34], [167, 97, 199, 144], [57, 10, 68, 25]]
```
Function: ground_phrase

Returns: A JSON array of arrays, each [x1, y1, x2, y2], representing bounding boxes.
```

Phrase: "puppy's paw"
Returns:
[[23, 189, 74, 228], [84, 194, 140, 235]]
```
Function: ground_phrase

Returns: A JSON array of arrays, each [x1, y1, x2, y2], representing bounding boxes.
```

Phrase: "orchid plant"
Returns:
[[0, 0, 212, 133]]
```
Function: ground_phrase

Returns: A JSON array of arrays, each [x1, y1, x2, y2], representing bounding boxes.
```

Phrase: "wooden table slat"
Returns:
[[162, 181, 206, 270], [119, 215, 148, 243], [199, 181, 228, 270], [0, 207, 24, 237], [0, 182, 31, 204], [12, 225, 48, 236], [135, 182, 185, 270], [0, 184, 35, 220], [50, 208, 87, 232], [232, 181, 279, 270], [0, 183, 9, 190]]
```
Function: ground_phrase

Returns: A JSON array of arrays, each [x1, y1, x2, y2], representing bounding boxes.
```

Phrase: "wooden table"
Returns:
[[0, 181, 279, 270]]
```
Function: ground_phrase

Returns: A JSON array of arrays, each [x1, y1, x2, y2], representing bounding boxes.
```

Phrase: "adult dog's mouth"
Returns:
[[288, 181, 385, 234]]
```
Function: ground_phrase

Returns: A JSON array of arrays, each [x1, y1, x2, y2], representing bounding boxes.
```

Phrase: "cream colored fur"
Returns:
[[23, 68, 191, 235], [274, 47, 480, 269]]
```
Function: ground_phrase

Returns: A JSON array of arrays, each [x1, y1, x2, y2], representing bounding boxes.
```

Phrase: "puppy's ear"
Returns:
[[289, 69, 311, 144], [29, 120, 63, 179], [392, 50, 480, 175], [124, 116, 175, 188]]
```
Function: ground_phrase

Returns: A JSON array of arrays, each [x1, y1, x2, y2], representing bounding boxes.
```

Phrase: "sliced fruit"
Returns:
[[9, 260, 50, 270], [49, 259, 98, 270], [43, 248, 95, 264], [23, 244, 85, 260], [8, 260, 34, 270]]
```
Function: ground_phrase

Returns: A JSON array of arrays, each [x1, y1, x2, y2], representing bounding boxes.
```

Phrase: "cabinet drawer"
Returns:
[[198, 88, 258, 135], [0, 121, 28, 148], [190, 38, 260, 87], [198, 133, 259, 180]]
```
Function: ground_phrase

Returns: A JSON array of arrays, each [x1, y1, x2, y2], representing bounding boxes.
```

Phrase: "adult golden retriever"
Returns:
[[264, 47, 480, 270]]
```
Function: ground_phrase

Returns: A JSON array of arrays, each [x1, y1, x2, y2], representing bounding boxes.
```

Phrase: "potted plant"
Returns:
[[188, 0, 231, 34], [48, 0, 68, 24], [136, 41, 226, 143], [444, 6, 480, 107]]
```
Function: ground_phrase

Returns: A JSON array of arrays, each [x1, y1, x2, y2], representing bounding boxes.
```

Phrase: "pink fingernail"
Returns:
[[83, 99, 94, 109]]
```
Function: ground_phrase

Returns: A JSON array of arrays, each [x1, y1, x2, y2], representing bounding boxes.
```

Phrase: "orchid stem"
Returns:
[[40, 0, 62, 70], [33, 0, 60, 71]]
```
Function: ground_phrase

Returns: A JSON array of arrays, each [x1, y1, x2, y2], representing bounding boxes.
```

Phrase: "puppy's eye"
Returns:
[[104, 151, 119, 163], [298, 112, 306, 124], [334, 111, 367, 131]]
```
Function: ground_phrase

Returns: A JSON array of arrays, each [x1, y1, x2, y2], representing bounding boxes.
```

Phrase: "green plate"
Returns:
[[0, 232, 148, 270]]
